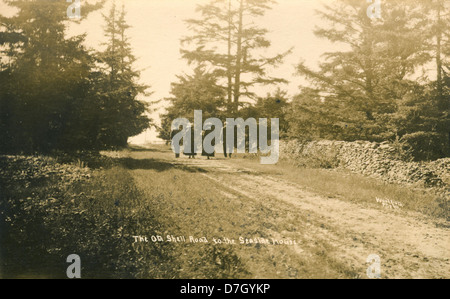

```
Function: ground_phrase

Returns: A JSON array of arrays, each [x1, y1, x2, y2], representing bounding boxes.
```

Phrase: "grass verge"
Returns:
[[231, 154, 448, 221]]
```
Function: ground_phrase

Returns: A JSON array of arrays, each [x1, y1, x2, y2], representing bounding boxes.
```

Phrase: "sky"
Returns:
[[0, 0, 341, 143]]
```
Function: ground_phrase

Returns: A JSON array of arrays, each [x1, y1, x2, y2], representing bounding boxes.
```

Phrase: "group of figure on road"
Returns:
[[170, 122, 234, 160]]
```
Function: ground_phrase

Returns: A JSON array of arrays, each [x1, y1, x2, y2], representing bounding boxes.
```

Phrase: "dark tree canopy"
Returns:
[[0, 0, 151, 153]]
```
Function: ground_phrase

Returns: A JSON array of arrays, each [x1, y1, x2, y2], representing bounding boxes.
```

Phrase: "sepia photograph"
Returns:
[[0, 0, 449, 282]]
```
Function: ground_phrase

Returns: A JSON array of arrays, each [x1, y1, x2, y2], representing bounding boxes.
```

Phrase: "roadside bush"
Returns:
[[401, 132, 450, 162]]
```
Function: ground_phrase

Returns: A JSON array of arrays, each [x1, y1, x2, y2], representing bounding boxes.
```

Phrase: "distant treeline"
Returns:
[[159, 0, 449, 161], [0, 1, 150, 153]]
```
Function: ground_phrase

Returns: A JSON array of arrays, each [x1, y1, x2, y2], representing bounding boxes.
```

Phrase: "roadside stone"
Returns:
[[280, 139, 449, 192]]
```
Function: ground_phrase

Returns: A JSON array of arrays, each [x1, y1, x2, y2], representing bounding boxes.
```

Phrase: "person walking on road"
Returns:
[[170, 128, 182, 158], [202, 129, 215, 160], [221, 122, 234, 158], [183, 124, 197, 159]]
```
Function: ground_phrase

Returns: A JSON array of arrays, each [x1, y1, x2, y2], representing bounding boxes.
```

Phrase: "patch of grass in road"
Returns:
[[229, 155, 448, 220]]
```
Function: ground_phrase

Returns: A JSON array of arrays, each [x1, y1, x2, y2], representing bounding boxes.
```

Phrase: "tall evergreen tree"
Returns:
[[96, 3, 151, 148], [429, 0, 449, 148], [0, 0, 104, 152], [429, 0, 449, 101], [295, 0, 432, 142], [390, 0, 449, 160], [181, 0, 291, 114]]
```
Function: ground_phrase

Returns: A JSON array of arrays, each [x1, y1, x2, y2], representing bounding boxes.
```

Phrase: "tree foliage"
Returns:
[[159, 67, 226, 141], [181, 0, 291, 114], [0, 0, 151, 153], [292, 0, 449, 160], [94, 3, 151, 148]]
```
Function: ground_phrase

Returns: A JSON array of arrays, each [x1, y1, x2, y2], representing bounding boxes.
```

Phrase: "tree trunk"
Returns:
[[436, 1, 443, 99], [111, 4, 116, 86], [434, 0, 449, 148], [233, 0, 244, 115], [227, 0, 233, 113]]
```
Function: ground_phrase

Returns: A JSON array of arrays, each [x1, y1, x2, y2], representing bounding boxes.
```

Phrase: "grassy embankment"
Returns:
[[0, 154, 175, 278]]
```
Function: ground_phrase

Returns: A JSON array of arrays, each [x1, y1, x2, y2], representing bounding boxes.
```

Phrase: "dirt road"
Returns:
[[128, 149, 450, 279]]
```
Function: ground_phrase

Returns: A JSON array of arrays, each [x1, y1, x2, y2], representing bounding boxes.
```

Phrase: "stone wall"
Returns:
[[280, 139, 450, 191]]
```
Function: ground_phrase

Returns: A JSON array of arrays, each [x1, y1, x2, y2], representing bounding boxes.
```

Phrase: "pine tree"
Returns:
[[430, 0, 449, 100], [158, 67, 226, 142], [181, 0, 291, 114], [391, 0, 449, 160], [295, 0, 431, 142], [429, 0, 449, 149], [0, 0, 104, 152], [96, 3, 151, 148]]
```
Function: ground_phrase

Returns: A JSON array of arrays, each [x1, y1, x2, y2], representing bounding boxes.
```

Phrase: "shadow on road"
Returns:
[[114, 157, 208, 173]]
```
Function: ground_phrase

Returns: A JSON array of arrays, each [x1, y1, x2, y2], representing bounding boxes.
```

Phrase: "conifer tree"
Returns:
[[181, 0, 291, 114], [158, 66, 225, 142], [96, 3, 151, 148], [295, 0, 432, 142], [0, 0, 104, 152]]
